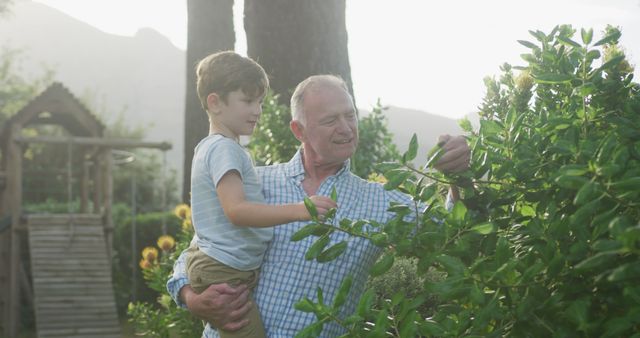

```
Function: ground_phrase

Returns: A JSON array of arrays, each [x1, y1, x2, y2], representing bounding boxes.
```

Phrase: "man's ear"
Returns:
[[290, 120, 305, 142], [207, 93, 222, 114]]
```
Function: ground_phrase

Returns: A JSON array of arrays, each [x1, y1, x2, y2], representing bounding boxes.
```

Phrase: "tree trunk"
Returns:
[[183, 0, 235, 202], [244, 0, 353, 106]]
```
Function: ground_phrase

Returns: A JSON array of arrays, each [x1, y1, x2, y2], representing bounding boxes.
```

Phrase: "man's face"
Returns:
[[299, 85, 358, 166]]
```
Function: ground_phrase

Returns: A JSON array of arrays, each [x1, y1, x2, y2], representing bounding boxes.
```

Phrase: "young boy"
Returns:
[[187, 51, 337, 338]]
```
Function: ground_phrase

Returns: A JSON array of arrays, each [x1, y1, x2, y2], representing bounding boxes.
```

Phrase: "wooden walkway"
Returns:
[[27, 215, 121, 338]]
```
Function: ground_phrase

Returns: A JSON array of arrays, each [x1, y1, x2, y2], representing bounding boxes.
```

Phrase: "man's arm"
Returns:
[[166, 246, 252, 331]]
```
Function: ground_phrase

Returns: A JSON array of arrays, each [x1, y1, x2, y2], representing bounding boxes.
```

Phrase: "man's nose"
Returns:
[[336, 117, 353, 134]]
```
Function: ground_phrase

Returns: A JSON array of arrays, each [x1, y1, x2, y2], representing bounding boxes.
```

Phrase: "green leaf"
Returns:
[[424, 146, 445, 169], [294, 298, 316, 313], [610, 177, 640, 192], [575, 251, 619, 272], [356, 289, 375, 317], [291, 223, 324, 242], [370, 253, 394, 277], [375, 161, 402, 173], [303, 197, 318, 219], [581, 28, 593, 44], [566, 297, 590, 329], [529, 29, 547, 42], [305, 235, 330, 261], [435, 254, 466, 277], [607, 261, 640, 282], [370, 232, 389, 247], [599, 55, 625, 71], [558, 36, 582, 48], [559, 164, 589, 176], [317, 241, 348, 263], [333, 275, 353, 308], [403, 133, 418, 162], [573, 180, 602, 206], [593, 30, 621, 46], [383, 169, 412, 190], [586, 49, 601, 60], [470, 222, 496, 235], [555, 175, 589, 189], [330, 186, 338, 202], [532, 73, 573, 84], [459, 117, 473, 132], [316, 287, 324, 305], [517, 39, 538, 49], [451, 201, 467, 222]]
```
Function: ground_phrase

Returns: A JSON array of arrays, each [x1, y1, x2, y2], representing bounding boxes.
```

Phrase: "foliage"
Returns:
[[247, 91, 300, 166], [111, 205, 182, 315], [0, 47, 53, 125], [127, 205, 203, 338], [292, 26, 640, 337], [366, 257, 444, 318], [352, 101, 401, 178]]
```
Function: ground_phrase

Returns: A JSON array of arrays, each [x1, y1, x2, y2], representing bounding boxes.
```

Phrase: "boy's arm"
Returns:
[[216, 170, 336, 227]]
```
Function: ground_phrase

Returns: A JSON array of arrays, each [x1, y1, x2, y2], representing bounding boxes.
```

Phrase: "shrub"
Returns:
[[294, 25, 640, 337]]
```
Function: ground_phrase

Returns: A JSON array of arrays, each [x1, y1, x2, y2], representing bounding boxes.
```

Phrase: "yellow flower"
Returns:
[[174, 203, 191, 220], [142, 246, 158, 262], [157, 235, 175, 251], [182, 219, 193, 232], [367, 172, 388, 184], [139, 258, 152, 270]]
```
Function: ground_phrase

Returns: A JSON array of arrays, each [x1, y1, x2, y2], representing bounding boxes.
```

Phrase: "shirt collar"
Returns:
[[284, 148, 351, 180]]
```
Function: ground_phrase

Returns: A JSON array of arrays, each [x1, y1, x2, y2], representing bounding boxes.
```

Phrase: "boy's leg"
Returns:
[[186, 249, 266, 338]]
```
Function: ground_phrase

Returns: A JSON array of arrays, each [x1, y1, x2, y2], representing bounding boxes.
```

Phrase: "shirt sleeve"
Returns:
[[206, 140, 246, 186], [166, 246, 190, 308]]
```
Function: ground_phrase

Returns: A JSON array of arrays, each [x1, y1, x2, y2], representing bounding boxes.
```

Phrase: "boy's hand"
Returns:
[[308, 195, 338, 218]]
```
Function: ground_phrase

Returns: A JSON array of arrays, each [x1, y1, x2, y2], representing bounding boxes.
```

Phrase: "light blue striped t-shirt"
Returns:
[[190, 134, 273, 271]]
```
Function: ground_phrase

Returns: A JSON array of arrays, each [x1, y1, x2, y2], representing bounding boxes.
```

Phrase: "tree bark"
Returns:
[[244, 0, 353, 106], [183, 0, 235, 202]]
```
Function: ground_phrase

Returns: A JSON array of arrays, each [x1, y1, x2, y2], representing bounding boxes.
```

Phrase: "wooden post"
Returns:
[[93, 153, 102, 215], [80, 148, 89, 213], [102, 148, 114, 259], [7, 129, 22, 338]]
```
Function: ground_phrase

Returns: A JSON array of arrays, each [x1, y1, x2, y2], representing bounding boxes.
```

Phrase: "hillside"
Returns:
[[1, 1, 474, 188], [0, 0, 186, 180]]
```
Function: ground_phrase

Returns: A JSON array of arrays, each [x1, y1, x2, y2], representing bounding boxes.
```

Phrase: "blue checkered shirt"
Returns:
[[167, 150, 418, 337]]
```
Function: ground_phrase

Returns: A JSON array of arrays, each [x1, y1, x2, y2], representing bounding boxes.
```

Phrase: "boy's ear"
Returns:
[[207, 93, 222, 114], [290, 120, 305, 142]]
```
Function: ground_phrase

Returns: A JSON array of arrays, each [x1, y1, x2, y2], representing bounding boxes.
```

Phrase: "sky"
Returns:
[[30, 0, 640, 119]]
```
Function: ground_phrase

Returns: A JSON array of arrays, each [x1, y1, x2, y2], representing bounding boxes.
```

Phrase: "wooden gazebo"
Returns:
[[0, 82, 171, 337]]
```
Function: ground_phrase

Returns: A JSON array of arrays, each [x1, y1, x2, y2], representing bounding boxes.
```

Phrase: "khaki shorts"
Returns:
[[186, 246, 265, 338]]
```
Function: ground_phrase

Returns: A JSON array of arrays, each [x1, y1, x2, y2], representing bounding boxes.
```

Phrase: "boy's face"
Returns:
[[210, 89, 264, 139]]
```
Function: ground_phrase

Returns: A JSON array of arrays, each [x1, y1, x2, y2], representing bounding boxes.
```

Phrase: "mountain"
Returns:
[[1, 1, 472, 188], [360, 105, 465, 167], [0, 0, 186, 182]]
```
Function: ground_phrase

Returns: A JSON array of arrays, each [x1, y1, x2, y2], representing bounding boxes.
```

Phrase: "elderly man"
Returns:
[[167, 74, 470, 337]]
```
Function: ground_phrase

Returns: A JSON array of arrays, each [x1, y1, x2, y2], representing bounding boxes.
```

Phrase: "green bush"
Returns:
[[294, 25, 640, 337], [126, 205, 203, 338], [111, 204, 182, 315], [366, 256, 444, 317]]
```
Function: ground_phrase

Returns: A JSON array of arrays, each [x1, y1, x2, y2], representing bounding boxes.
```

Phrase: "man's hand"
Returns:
[[434, 135, 470, 173], [181, 283, 251, 331]]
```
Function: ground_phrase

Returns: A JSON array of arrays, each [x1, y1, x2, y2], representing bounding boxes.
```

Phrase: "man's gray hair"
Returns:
[[290, 75, 351, 125]]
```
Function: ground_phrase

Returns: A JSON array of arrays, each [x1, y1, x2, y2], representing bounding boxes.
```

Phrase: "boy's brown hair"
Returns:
[[195, 51, 269, 113]]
